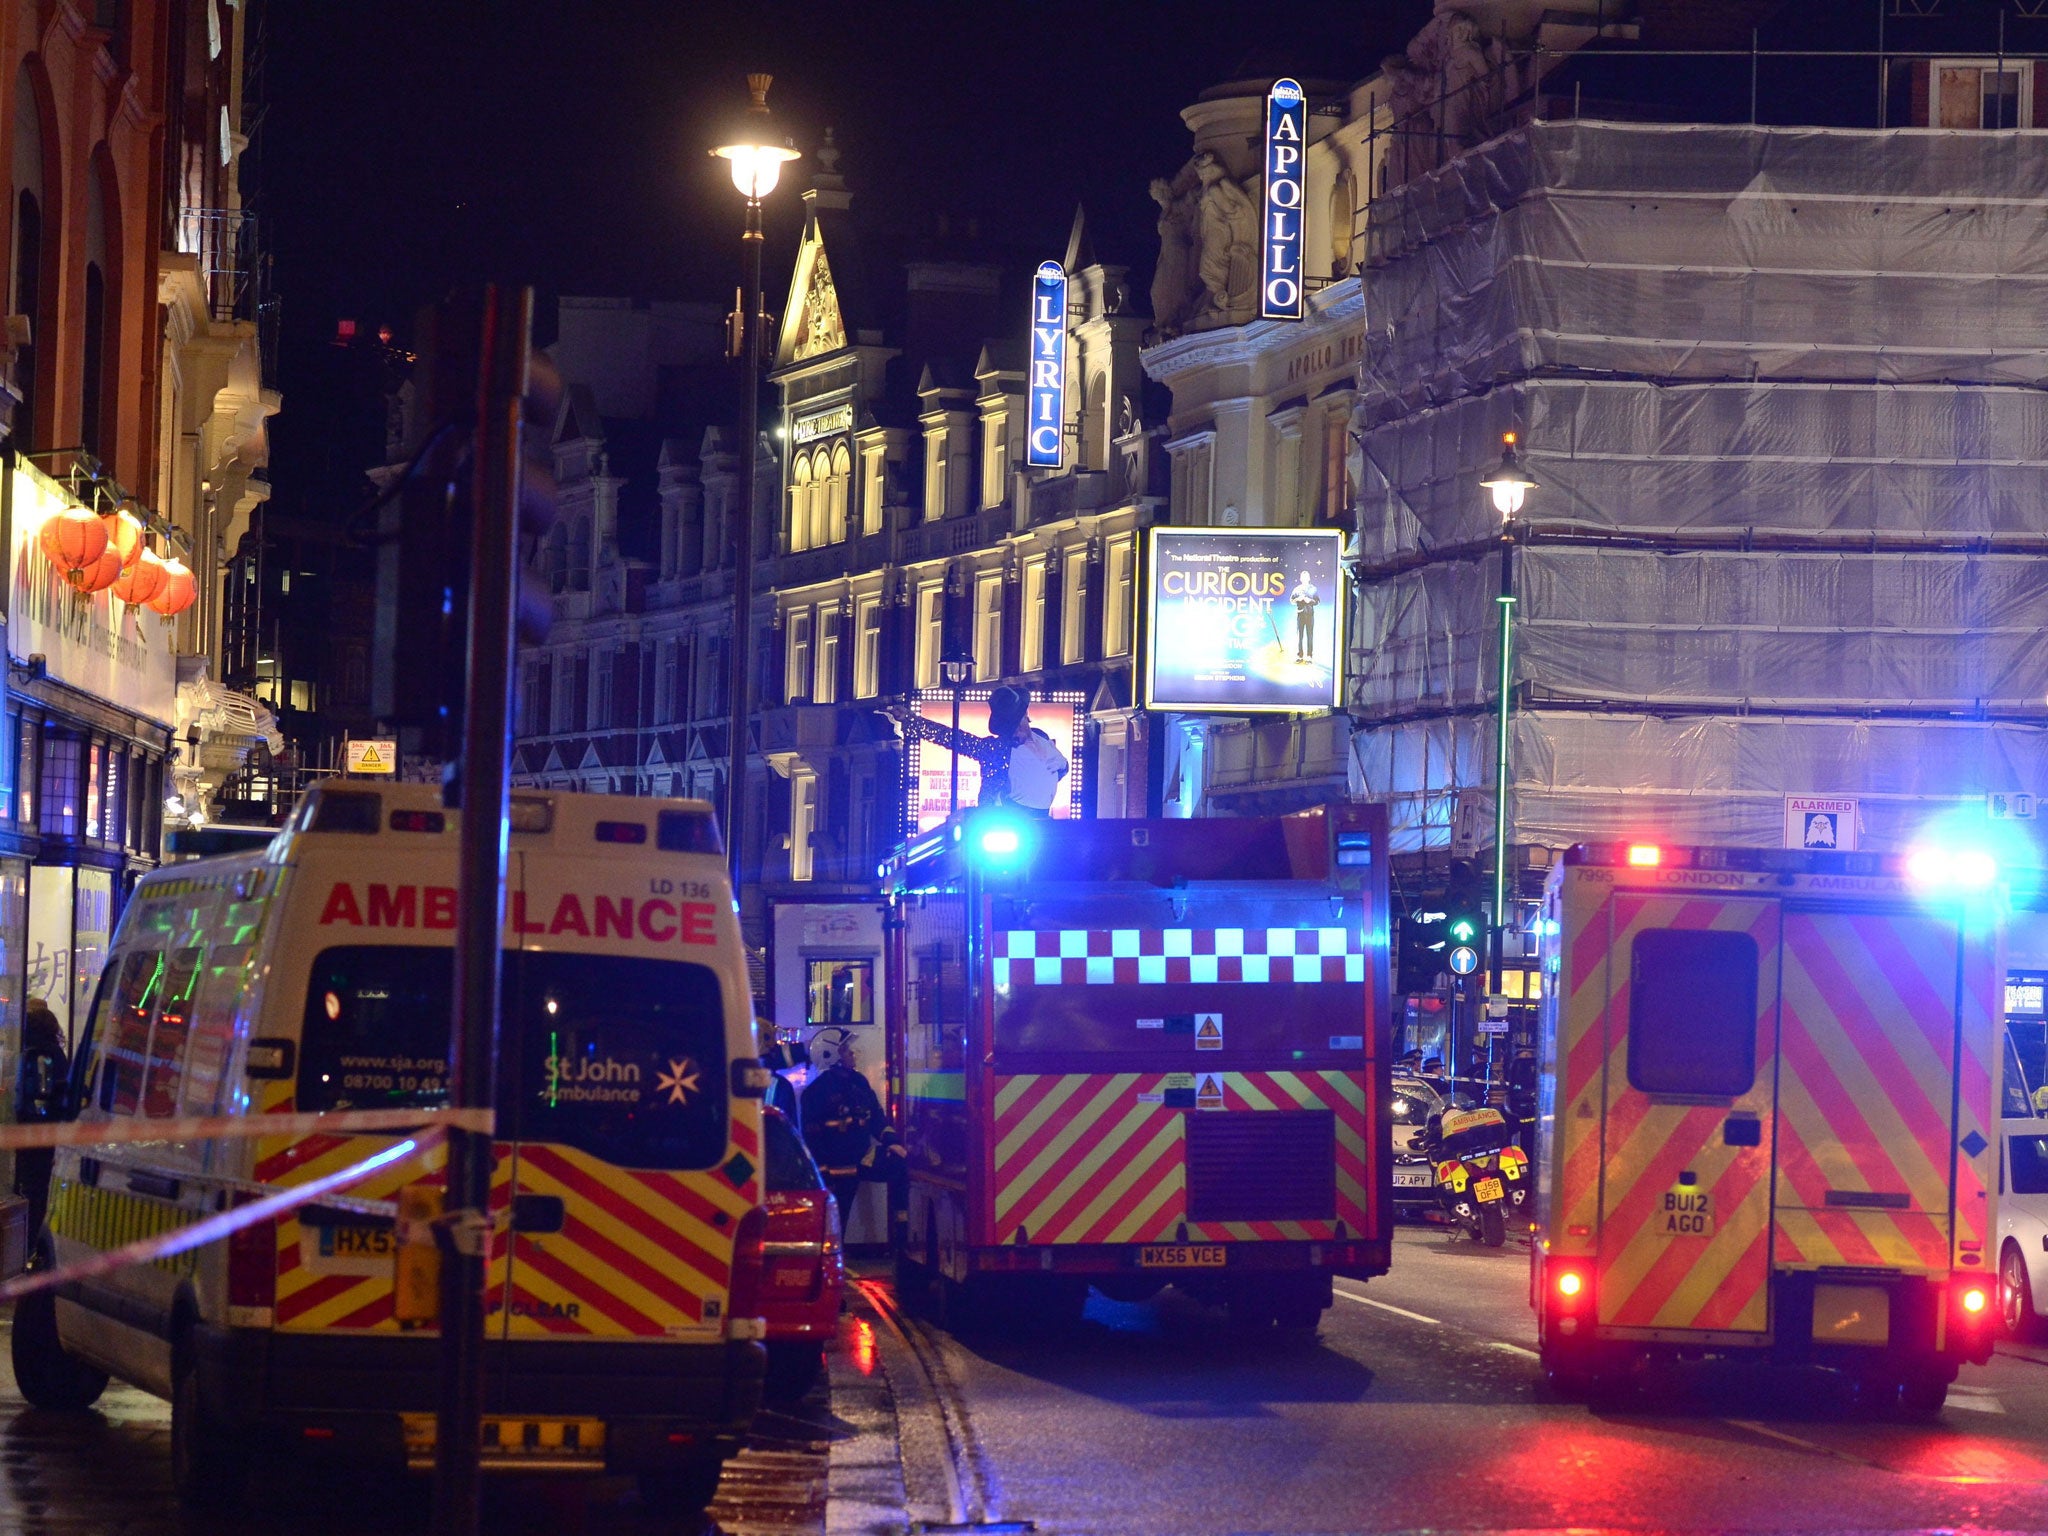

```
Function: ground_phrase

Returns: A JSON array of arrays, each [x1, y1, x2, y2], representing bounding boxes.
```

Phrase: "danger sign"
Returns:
[[1195, 1073, 1225, 1111], [1194, 1013, 1223, 1050], [347, 738, 398, 776]]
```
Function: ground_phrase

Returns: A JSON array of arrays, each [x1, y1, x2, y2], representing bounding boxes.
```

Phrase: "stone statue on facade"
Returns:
[[1192, 152, 1259, 327], [1149, 174, 1198, 338]]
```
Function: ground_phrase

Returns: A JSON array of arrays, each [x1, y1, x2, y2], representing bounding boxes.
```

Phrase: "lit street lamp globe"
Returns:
[[711, 74, 800, 201], [1480, 431, 1538, 521]]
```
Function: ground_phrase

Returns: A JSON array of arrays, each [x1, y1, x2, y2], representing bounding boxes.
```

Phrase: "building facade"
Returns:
[[0, 0, 278, 1077]]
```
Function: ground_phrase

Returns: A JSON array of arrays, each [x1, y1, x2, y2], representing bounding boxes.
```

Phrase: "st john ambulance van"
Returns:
[[12, 784, 768, 1514]]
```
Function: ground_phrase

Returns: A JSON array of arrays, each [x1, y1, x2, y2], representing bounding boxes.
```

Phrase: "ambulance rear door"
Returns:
[[494, 846, 755, 1345], [1769, 901, 1966, 1275], [1594, 890, 1781, 1336]]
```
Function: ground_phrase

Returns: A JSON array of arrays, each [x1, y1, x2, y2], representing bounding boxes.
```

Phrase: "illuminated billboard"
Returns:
[[903, 689, 1086, 834], [1027, 262, 1067, 468], [1144, 526, 1344, 713], [1261, 78, 1306, 322]]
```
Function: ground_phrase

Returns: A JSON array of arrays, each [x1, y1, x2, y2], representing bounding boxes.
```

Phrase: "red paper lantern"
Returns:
[[111, 545, 168, 606], [38, 505, 109, 577], [147, 558, 197, 616], [65, 543, 123, 595], [105, 506, 146, 568]]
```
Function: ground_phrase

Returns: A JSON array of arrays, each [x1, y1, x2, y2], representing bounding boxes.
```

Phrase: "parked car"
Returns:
[[2000, 1117, 2048, 1341], [1391, 1075, 1446, 1216], [761, 1108, 845, 1400]]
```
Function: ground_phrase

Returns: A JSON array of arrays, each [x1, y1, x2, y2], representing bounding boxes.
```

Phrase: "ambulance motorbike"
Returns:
[[1422, 1106, 1530, 1248]]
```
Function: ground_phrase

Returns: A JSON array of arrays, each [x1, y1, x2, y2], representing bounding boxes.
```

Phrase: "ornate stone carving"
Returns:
[[1147, 152, 1262, 339], [793, 247, 847, 361]]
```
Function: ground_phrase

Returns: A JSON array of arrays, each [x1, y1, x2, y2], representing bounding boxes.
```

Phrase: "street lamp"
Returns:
[[940, 656, 974, 816], [711, 74, 799, 897], [1478, 431, 1537, 997]]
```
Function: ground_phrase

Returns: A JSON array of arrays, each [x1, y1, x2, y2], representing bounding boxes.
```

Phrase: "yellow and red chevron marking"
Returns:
[[1185, 1071, 1366, 1244], [1553, 886, 1616, 1253], [1953, 923, 1998, 1266], [273, 1134, 481, 1333], [1592, 895, 1778, 1333], [501, 1140, 750, 1338], [1772, 909, 1957, 1272], [991, 1071, 1364, 1247]]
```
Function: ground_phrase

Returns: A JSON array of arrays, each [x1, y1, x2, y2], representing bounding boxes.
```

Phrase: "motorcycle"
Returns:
[[1421, 1105, 1530, 1248]]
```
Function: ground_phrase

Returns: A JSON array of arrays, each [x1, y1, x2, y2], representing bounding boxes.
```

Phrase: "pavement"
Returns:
[[5, 1227, 2048, 1533]]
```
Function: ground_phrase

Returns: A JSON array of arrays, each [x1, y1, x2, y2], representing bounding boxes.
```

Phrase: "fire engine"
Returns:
[[1532, 839, 2004, 1412], [882, 805, 1392, 1330]]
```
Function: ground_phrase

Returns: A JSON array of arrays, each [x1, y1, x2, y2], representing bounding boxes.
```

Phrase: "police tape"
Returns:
[[0, 1127, 448, 1304], [0, 1105, 495, 1151]]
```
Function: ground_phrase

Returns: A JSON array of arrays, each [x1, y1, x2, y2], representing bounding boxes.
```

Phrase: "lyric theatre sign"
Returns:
[[1261, 78, 1306, 322], [1027, 261, 1067, 468]]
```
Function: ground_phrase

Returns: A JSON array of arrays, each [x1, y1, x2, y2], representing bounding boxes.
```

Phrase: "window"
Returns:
[[592, 649, 614, 729], [2010, 1133, 2048, 1196], [1936, 62, 2030, 129], [915, 582, 945, 689], [39, 733, 79, 839], [785, 608, 812, 704], [553, 657, 575, 731], [860, 441, 887, 536], [84, 741, 104, 840], [764, 1109, 824, 1192], [141, 948, 202, 1118], [822, 443, 851, 547], [1021, 559, 1047, 673], [1322, 399, 1352, 521], [815, 607, 840, 705], [982, 409, 1009, 508], [1061, 548, 1089, 664], [299, 947, 730, 1170], [854, 594, 882, 699], [15, 718, 33, 829], [789, 453, 813, 553], [806, 958, 874, 1026], [790, 770, 817, 882], [94, 950, 163, 1116], [656, 640, 679, 725], [696, 633, 725, 717], [1627, 928, 1759, 1098], [974, 573, 1004, 681], [102, 750, 125, 848], [1103, 537, 1133, 659], [924, 430, 947, 522]]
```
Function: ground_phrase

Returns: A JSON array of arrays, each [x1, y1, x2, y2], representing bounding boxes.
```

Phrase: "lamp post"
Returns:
[[1478, 432, 1537, 999], [711, 75, 799, 897], [941, 656, 974, 815]]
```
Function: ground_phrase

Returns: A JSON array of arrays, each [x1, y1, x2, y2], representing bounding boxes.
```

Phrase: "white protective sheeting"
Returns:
[[1351, 121, 2048, 852]]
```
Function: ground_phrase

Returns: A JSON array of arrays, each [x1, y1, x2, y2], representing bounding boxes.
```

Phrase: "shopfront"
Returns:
[[2, 459, 177, 1108]]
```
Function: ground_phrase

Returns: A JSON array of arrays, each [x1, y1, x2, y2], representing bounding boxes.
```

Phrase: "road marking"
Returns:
[[1486, 1340, 1540, 1359], [1725, 1419, 1878, 1470], [1947, 1386, 2006, 1414], [1332, 1285, 1440, 1325]]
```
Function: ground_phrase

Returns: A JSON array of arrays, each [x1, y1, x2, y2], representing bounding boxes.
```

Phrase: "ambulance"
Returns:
[[11, 784, 768, 1511], [883, 805, 1392, 1330], [1532, 839, 2004, 1412]]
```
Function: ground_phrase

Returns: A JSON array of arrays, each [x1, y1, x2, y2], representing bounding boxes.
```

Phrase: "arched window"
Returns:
[[789, 451, 813, 552], [543, 523, 568, 593], [568, 515, 591, 590], [81, 155, 114, 462], [825, 442, 852, 546], [12, 62, 53, 454]]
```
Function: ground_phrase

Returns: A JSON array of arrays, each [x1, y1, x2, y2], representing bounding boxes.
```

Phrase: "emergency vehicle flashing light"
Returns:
[[1961, 1286, 1988, 1315], [1556, 1269, 1584, 1298], [1625, 843, 1662, 867], [1905, 845, 1999, 893]]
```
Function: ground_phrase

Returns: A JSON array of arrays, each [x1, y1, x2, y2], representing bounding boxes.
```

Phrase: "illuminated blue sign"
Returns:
[[1027, 261, 1066, 469], [1261, 78, 1306, 322]]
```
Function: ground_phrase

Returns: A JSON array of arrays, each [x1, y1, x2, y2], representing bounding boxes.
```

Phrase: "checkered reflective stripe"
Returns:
[[992, 928, 1366, 988]]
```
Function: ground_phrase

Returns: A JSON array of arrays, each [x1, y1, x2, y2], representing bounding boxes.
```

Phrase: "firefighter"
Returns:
[[799, 1027, 902, 1228], [888, 685, 1069, 815]]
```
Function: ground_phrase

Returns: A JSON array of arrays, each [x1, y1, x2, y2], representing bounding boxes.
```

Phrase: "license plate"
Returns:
[[320, 1227, 395, 1259], [401, 1414, 606, 1464], [1394, 1169, 1433, 1187], [1139, 1244, 1226, 1268], [1474, 1177, 1505, 1203]]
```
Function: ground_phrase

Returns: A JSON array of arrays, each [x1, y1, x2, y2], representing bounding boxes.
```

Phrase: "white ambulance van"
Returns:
[[1533, 839, 2003, 1414], [11, 784, 769, 1512]]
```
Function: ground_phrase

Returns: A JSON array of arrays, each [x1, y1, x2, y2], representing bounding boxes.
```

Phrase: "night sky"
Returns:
[[259, 1, 1432, 507]]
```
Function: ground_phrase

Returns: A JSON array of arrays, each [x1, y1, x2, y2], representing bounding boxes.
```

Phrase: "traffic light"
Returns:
[[1444, 858, 1487, 976], [371, 292, 561, 763]]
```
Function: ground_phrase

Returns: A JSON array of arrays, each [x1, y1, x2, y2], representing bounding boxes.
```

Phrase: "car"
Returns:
[[1391, 1075, 1446, 1214], [760, 1107, 845, 1400], [1999, 1115, 2048, 1341]]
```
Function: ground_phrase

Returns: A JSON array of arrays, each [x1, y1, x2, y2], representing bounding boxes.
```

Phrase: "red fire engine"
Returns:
[[882, 806, 1392, 1328]]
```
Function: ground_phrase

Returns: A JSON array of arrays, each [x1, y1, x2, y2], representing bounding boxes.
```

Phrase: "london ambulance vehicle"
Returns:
[[1532, 839, 2003, 1413], [883, 805, 1393, 1331], [13, 784, 768, 1511]]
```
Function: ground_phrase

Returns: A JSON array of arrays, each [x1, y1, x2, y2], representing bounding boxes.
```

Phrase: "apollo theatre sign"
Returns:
[[1262, 77, 1306, 322]]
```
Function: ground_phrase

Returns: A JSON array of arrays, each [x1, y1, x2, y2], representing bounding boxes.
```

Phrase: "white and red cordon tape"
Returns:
[[0, 1107, 493, 1303]]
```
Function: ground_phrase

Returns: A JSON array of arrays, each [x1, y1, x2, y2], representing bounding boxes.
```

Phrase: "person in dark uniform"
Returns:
[[798, 1029, 901, 1228], [14, 999, 67, 1233]]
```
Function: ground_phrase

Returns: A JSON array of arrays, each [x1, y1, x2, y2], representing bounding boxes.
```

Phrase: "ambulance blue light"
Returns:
[[980, 826, 1021, 857], [1905, 845, 1998, 892], [971, 816, 1031, 869]]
